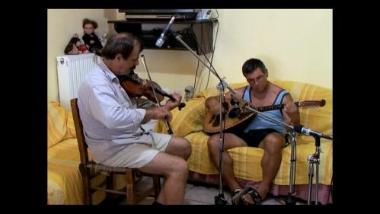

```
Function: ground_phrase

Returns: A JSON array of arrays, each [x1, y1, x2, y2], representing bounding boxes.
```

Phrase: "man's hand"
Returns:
[[164, 92, 182, 111], [143, 107, 172, 123], [282, 95, 300, 125], [207, 96, 230, 114]]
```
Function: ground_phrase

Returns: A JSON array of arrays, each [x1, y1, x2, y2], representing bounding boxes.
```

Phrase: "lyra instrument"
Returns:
[[203, 97, 325, 134]]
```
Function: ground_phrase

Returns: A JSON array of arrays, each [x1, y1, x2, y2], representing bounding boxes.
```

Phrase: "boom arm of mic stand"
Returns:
[[174, 33, 224, 84], [175, 33, 229, 204], [244, 105, 294, 130]]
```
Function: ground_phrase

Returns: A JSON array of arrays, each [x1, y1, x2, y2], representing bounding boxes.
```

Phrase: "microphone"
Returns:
[[293, 124, 333, 140], [216, 79, 228, 91], [155, 16, 176, 48]]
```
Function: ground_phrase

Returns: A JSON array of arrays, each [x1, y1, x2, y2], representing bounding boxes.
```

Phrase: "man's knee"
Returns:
[[263, 133, 284, 155], [173, 137, 192, 159], [207, 135, 219, 152], [180, 138, 192, 159], [170, 158, 188, 177]]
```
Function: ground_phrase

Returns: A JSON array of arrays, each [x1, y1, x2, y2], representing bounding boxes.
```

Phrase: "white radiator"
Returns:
[[56, 53, 98, 110]]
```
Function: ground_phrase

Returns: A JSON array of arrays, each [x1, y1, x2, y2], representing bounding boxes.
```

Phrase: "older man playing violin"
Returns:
[[77, 33, 191, 205]]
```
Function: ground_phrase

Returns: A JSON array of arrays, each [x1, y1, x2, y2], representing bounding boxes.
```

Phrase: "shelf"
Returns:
[[108, 18, 217, 54], [108, 18, 218, 24]]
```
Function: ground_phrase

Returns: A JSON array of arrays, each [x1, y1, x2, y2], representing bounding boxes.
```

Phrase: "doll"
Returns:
[[64, 34, 89, 55], [82, 18, 103, 53]]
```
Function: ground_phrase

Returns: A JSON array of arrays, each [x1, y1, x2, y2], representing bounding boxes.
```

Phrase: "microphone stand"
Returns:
[[215, 80, 228, 205], [296, 127, 333, 205], [172, 31, 228, 205], [307, 135, 321, 205], [286, 130, 298, 205]]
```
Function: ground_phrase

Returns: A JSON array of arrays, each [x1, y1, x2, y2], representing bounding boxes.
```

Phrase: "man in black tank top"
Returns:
[[206, 58, 300, 205]]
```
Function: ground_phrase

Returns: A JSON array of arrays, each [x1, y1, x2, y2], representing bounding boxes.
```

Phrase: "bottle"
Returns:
[[101, 33, 108, 47]]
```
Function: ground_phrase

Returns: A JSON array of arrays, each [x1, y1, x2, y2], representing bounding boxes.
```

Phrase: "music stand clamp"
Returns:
[[301, 128, 332, 205], [285, 130, 298, 205], [307, 135, 321, 205]]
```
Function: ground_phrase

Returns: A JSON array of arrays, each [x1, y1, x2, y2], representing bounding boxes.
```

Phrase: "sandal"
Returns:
[[231, 186, 263, 205], [231, 188, 242, 205], [245, 186, 263, 205]]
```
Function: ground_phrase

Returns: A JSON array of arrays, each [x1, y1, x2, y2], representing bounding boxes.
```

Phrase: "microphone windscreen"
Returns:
[[293, 124, 303, 133]]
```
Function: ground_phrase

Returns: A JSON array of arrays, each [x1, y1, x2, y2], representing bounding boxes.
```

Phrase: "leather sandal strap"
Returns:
[[247, 187, 263, 204]]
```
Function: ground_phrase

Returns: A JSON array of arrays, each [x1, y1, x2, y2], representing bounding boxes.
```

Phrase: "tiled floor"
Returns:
[[119, 176, 303, 205]]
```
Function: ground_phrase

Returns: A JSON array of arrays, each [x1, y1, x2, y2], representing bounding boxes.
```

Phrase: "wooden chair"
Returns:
[[71, 98, 161, 205]]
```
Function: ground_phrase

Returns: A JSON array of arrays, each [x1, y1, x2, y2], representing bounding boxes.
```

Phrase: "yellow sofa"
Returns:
[[47, 101, 125, 205], [47, 101, 84, 204], [156, 80, 333, 204]]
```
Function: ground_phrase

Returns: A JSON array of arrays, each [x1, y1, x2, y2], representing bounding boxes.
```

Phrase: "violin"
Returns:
[[117, 69, 186, 135], [117, 70, 185, 110]]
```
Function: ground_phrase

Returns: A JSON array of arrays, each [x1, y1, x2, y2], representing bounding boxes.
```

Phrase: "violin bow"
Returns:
[[140, 54, 174, 134]]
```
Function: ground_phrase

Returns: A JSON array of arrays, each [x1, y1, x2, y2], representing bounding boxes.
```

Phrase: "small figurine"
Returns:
[[64, 34, 89, 55], [82, 18, 103, 54]]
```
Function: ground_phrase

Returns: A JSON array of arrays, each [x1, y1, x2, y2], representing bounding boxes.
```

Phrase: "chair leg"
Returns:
[[125, 169, 135, 204], [153, 175, 161, 198], [106, 173, 114, 201], [79, 163, 92, 205]]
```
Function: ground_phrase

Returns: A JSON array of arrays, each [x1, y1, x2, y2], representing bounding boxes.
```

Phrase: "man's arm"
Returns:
[[141, 92, 182, 124], [86, 85, 146, 130], [163, 92, 182, 111], [282, 94, 300, 125], [142, 107, 172, 124], [85, 84, 172, 130], [205, 88, 244, 115]]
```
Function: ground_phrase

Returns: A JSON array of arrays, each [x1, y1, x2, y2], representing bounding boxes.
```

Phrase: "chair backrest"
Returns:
[[71, 98, 90, 165]]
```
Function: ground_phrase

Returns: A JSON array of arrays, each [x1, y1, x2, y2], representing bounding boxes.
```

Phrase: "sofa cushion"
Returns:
[[155, 97, 207, 137], [48, 138, 83, 204], [48, 101, 68, 148], [63, 111, 77, 140], [48, 139, 109, 205], [272, 80, 332, 143], [185, 131, 333, 185], [48, 138, 128, 204]]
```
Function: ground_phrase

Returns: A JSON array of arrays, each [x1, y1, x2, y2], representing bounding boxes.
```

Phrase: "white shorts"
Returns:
[[102, 132, 173, 168]]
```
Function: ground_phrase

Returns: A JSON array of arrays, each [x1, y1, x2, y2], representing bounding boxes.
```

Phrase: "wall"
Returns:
[[48, 9, 108, 101], [131, 9, 332, 95], [48, 9, 332, 101], [198, 9, 332, 90]]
